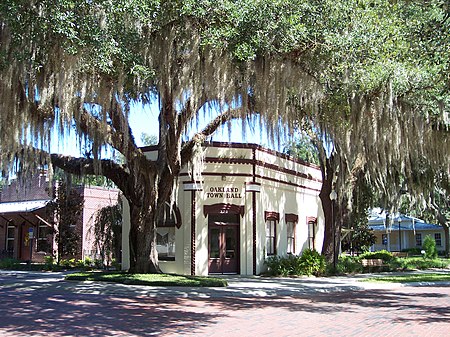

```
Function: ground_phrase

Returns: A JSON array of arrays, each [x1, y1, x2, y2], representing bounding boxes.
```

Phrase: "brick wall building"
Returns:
[[0, 173, 119, 263]]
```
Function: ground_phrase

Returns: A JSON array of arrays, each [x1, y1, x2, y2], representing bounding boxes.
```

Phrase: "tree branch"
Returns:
[[50, 153, 132, 197], [180, 108, 241, 165]]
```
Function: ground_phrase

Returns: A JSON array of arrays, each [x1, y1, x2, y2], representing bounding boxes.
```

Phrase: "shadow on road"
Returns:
[[0, 271, 449, 336]]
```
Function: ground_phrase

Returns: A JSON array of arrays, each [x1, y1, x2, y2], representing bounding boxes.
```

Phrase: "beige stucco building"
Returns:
[[122, 142, 324, 276]]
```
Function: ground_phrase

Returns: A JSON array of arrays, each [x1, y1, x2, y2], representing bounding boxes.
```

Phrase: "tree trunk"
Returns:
[[128, 201, 161, 273], [319, 156, 335, 264], [441, 223, 449, 257]]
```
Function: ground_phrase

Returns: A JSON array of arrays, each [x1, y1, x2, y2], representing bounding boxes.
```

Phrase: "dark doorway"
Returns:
[[19, 223, 33, 261], [208, 214, 240, 274]]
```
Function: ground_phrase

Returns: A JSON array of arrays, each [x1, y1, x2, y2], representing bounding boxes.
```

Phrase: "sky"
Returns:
[[128, 100, 268, 147], [51, 100, 274, 158]]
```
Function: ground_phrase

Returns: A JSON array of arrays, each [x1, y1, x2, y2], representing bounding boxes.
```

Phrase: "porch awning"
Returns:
[[0, 199, 51, 214]]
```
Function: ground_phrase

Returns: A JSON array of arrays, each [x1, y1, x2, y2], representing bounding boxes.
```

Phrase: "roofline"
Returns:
[[140, 141, 321, 170]]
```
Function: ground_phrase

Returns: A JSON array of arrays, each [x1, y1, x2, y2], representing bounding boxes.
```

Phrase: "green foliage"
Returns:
[[65, 272, 228, 287], [265, 249, 326, 276], [264, 255, 297, 276], [388, 257, 448, 271], [0, 258, 20, 269], [48, 179, 84, 261], [43, 255, 55, 270], [140, 133, 158, 146], [365, 273, 450, 284], [284, 134, 319, 165], [359, 250, 394, 262], [336, 255, 363, 274], [299, 249, 326, 276], [422, 235, 438, 259], [403, 248, 422, 256], [343, 172, 377, 254], [92, 201, 122, 269]]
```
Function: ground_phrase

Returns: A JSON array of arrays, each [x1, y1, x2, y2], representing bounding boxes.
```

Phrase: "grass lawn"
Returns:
[[364, 273, 450, 283], [65, 272, 228, 287]]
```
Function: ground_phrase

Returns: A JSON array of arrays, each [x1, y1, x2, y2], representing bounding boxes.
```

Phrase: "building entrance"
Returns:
[[208, 214, 240, 274]]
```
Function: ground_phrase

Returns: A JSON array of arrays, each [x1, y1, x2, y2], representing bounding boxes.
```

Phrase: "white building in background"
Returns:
[[368, 208, 446, 253], [122, 142, 324, 276]]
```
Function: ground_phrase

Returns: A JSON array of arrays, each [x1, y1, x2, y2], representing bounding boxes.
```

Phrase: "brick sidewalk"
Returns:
[[0, 273, 449, 336]]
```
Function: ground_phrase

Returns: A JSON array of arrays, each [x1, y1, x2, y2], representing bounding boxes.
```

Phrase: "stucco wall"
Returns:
[[122, 143, 324, 276]]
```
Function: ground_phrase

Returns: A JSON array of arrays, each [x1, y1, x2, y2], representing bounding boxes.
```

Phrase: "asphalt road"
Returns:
[[0, 270, 449, 336]]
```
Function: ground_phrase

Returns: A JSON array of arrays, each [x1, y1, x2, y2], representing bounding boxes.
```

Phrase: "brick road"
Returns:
[[0, 271, 449, 336]]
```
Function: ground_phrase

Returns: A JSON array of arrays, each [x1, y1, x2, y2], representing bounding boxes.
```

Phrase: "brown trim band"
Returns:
[[202, 142, 321, 170], [203, 203, 245, 217], [180, 173, 320, 193], [265, 211, 280, 221], [255, 174, 321, 193], [307, 216, 317, 224], [285, 213, 299, 223], [204, 157, 322, 183]]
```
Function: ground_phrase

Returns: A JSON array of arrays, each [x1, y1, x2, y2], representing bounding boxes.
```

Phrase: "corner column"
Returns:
[[183, 181, 203, 276]]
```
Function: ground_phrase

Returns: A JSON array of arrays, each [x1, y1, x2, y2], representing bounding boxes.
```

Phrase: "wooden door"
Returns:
[[208, 224, 239, 274]]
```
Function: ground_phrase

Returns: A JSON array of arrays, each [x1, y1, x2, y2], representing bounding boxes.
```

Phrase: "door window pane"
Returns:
[[210, 228, 220, 258], [225, 227, 236, 259]]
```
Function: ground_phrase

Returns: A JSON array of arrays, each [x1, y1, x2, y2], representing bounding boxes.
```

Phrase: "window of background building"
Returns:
[[6, 224, 15, 252], [415, 233, 422, 246], [434, 233, 442, 247], [37, 224, 52, 253], [382, 234, 388, 245]]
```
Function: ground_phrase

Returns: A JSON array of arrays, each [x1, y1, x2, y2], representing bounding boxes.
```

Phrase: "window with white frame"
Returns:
[[266, 220, 276, 256], [37, 224, 52, 253], [415, 233, 422, 246], [265, 211, 279, 256], [307, 217, 317, 251], [156, 227, 176, 260], [286, 214, 298, 254], [286, 221, 295, 254], [6, 223, 15, 252], [434, 233, 442, 247], [156, 203, 181, 261]]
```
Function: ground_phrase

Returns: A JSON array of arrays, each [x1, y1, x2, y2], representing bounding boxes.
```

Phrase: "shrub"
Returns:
[[94, 259, 104, 269], [403, 248, 422, 256], [391, 257, 448, 270], [0, 258, 20, 269], [83, 257, 94, 267], [298, 249, 326, 276], [359, 250, 394, 262], [43, 256, 54, 270], [422, 235, 438, 259], [111, 258, 121, 271], [264, 250, 327, 276], [59, 258, 74, 268], [265, 255, 299, 276], [336, 255, 363, 274]]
